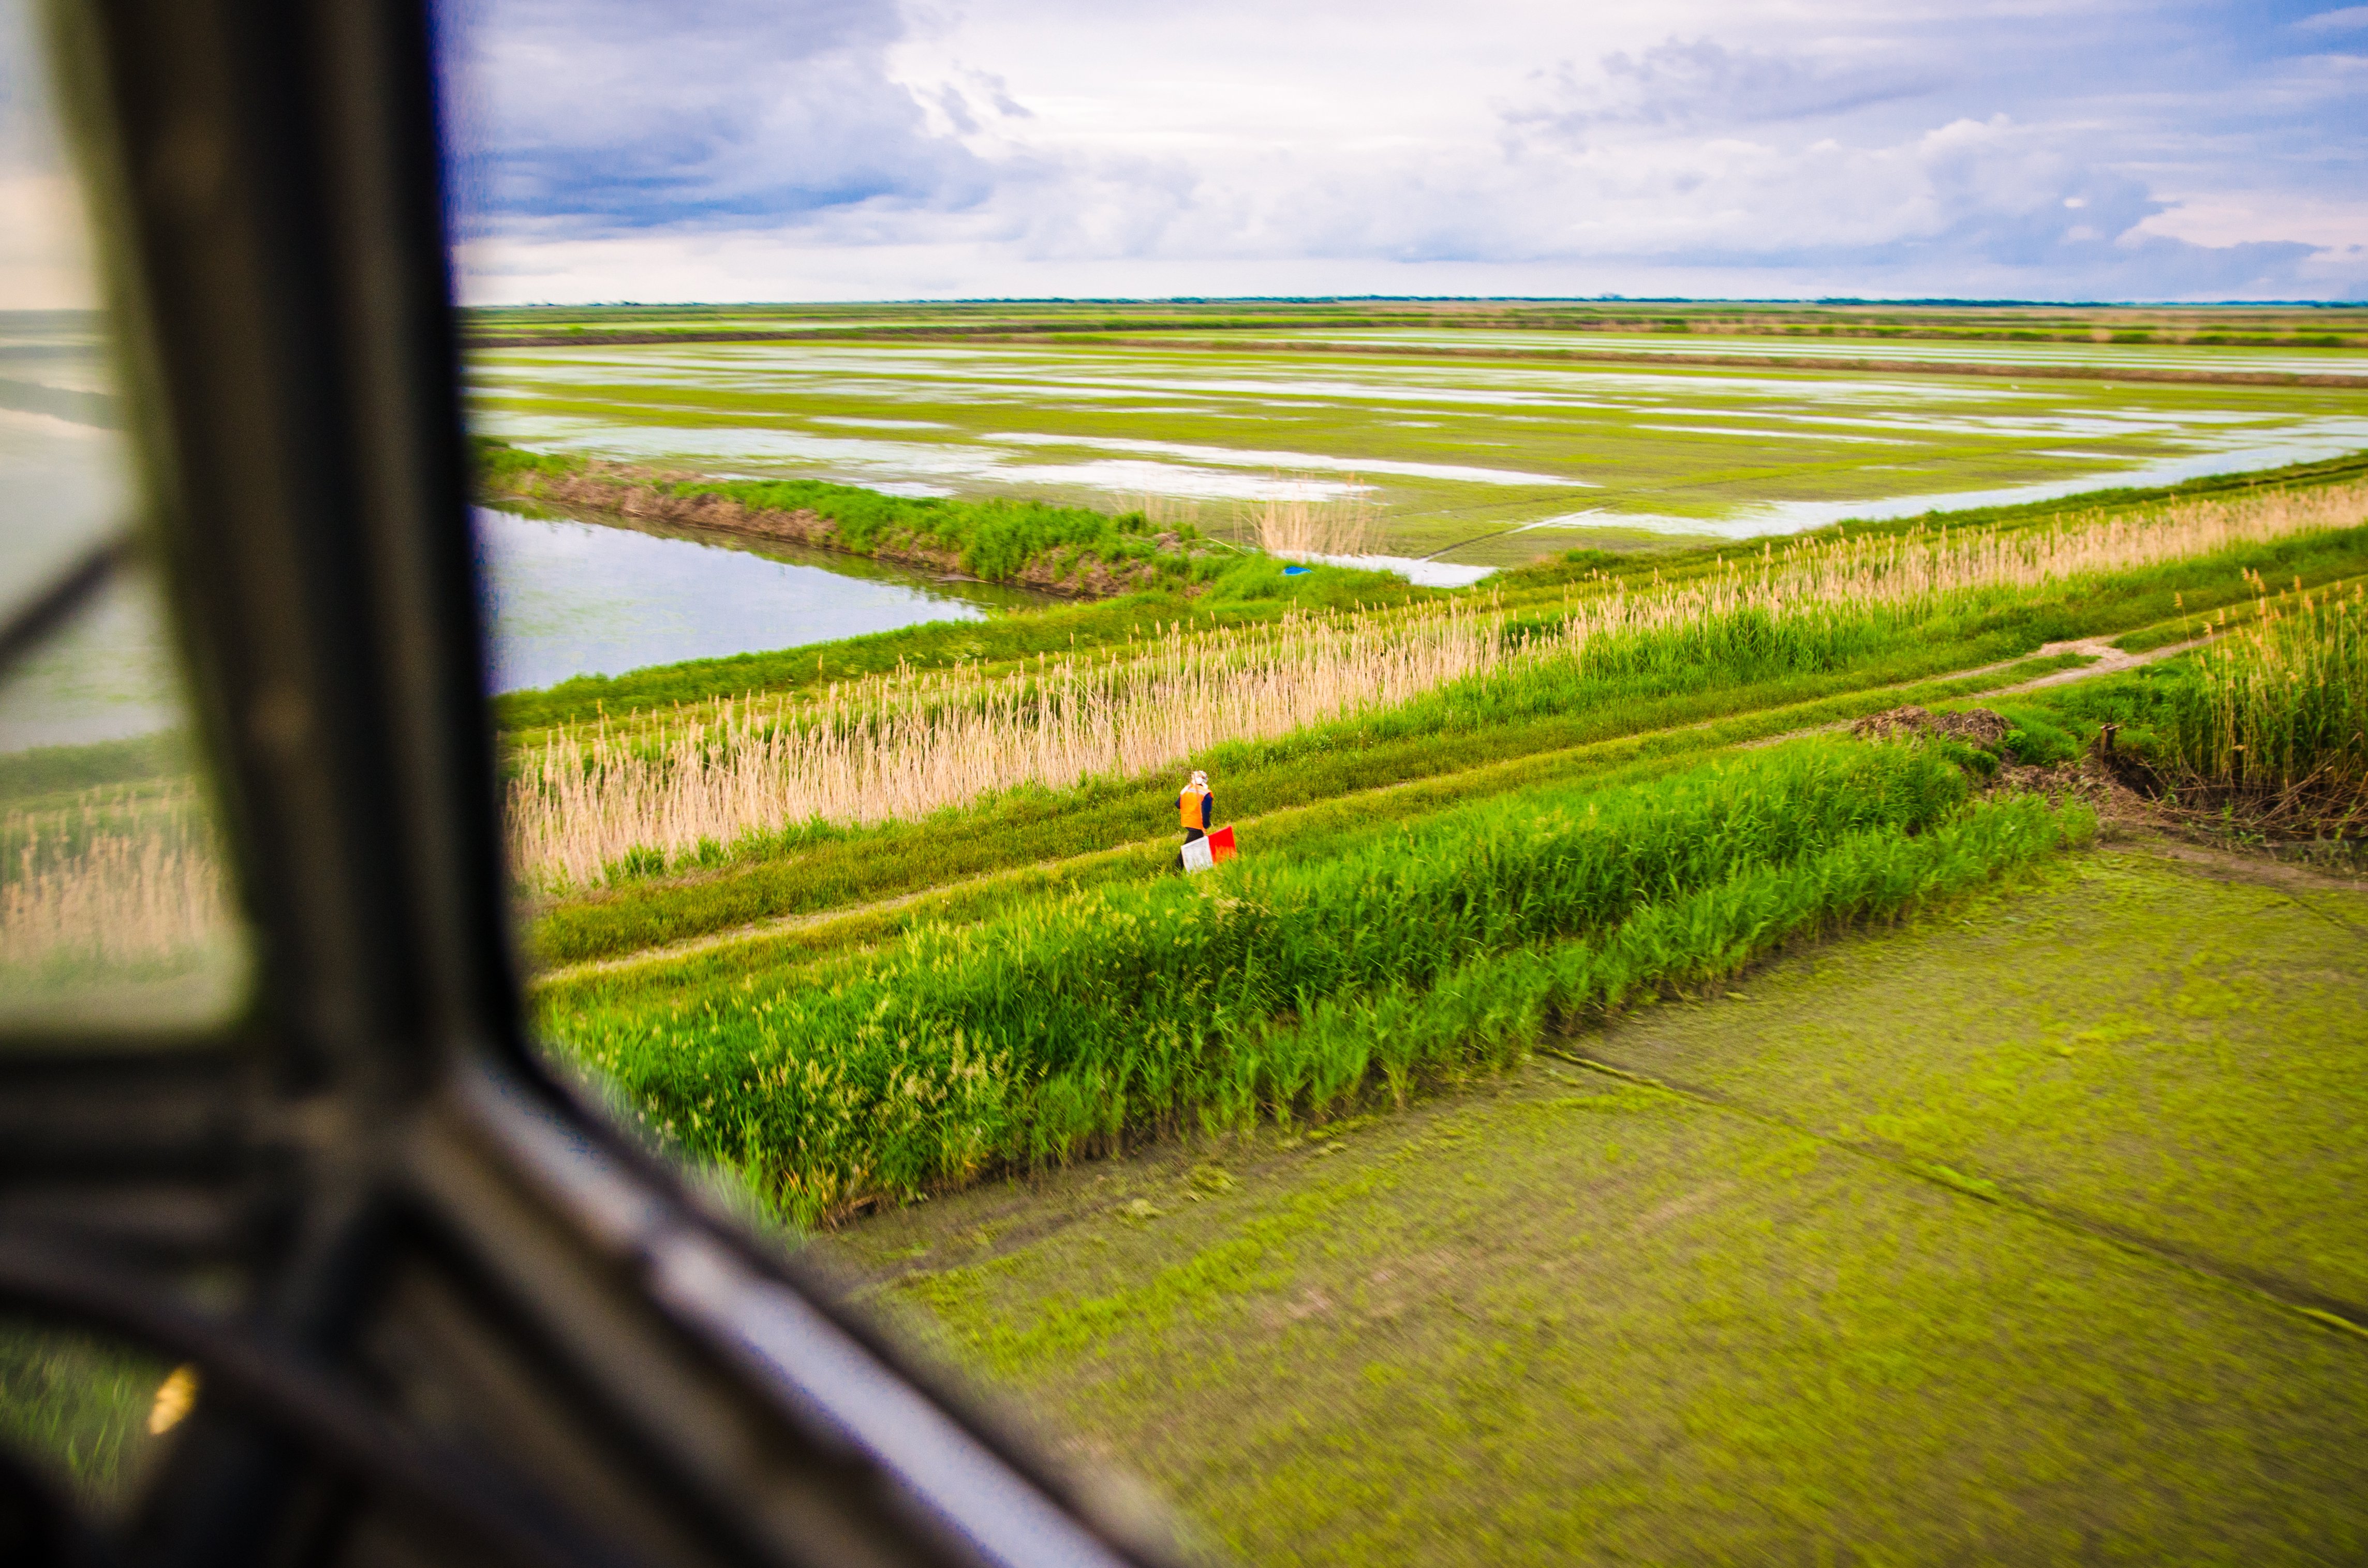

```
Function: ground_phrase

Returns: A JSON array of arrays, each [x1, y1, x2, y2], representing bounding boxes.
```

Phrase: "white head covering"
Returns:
[[1189, 770, 1208, 787]]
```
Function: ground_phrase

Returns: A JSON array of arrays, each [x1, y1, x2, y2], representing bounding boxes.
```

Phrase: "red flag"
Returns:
[[1208, 825, 1237, 862]]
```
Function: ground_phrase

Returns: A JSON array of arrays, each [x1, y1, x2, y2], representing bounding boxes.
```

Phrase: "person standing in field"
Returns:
[[1175, 769, 1213, 871]]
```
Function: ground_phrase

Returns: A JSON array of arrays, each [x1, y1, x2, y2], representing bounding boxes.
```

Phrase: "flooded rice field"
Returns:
[[1260, 326, 2368, 380], [466, 336, 2368, 562]]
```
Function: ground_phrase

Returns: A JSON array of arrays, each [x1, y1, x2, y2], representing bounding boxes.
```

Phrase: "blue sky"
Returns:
[[244, 3, 2368, 302]]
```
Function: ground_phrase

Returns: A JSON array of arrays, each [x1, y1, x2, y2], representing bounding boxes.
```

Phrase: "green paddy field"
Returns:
[[465, 300, 2368, 564], [831, 846, 2368, 1566]]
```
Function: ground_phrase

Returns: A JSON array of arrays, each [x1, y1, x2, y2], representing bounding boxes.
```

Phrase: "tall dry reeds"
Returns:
[[505, 481, 2366, 891], [2169, 580, 2368, 814], [1139, 481, 1379, 557], [1251, 487, 1378, 559], [507, 602, 1503, 890], [1746, 483, 2367, 613], [1, 792, 234, 977]]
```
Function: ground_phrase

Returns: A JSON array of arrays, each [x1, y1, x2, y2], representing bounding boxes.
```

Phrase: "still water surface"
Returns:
[[474, 507, 1041, 693]]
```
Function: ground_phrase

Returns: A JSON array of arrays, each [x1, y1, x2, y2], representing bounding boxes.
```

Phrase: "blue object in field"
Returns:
[[1282, 564, 1312, 576]]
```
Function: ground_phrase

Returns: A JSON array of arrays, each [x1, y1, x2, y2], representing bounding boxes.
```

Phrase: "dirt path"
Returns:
[[1737, 634, 2207, 752], [1985, 633, 2205, 693]]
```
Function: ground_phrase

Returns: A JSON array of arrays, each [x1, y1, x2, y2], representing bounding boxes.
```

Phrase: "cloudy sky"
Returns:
[[8, 1, 2365, 306], [431, 0, 2368, 304]]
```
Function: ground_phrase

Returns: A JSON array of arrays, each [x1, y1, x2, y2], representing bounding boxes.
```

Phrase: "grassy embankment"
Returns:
[[517, 460, 2368, 1235], [496, 450, 2368, 735], [513, 474, 2368, 969], [476, 438, 1237, 596], [544, 739, 2090, 1226]]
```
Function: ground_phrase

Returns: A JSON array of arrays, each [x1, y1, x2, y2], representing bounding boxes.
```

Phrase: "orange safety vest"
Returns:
[[1178, 784, 1209, 830]]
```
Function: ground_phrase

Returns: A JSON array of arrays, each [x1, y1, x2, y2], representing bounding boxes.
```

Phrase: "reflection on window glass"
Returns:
[[0, 1315, 187, 1517], [1, 0, 247, 1032]]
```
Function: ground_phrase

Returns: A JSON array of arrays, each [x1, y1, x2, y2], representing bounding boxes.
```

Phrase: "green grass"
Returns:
[[2168, 587, 2368, 799], [540, 740, 2061, 1225], [0, 1322, 169, 1510], [0, 729, 194, 805], [1223, 791, 2084, 1116], [1591, 850, 2368, 1312], [823, 848, 2368, 1565]]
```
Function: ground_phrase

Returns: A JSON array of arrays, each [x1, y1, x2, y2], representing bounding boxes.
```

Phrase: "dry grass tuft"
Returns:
[[1251, 488, 1379, 559]]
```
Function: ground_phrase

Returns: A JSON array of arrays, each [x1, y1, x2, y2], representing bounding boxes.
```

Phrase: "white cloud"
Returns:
[[434, 0, 2368, 303], [0, 3, 103, 309], [2295, 6, 2368, 33]]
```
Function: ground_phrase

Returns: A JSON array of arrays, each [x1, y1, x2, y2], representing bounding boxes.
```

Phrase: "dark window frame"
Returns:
[[0, 6, 1177, 1564]]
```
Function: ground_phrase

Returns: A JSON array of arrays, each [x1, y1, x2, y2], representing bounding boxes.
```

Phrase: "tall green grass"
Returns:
[[0, 1322, 165, 1508], [2167, 586, 2368, 805], [545, 740, 2003, 1224], [1994, 578, 2367, 833], [1233, 790, 2086, 1112]]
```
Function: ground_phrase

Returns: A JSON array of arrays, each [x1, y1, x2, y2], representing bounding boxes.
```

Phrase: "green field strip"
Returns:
[[1544, 1049, 2368, 1340], [1096, 331, 2368, 390], [843, 1034, 2368, 1564], [1583, 850, 2368, 1318], [531, 645, 2133, 1020]]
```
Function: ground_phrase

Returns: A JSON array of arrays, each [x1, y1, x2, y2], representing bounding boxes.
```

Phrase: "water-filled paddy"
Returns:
[[474, 507, 1037, 692], [1254, 325, 2368, 379], [467, 336, 2368, 563]]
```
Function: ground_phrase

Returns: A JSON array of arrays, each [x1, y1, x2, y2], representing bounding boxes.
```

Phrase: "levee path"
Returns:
[[532, 635, 2199, 988]]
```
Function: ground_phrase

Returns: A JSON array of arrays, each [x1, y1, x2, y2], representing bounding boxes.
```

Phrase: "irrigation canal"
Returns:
[[473, 507, 1054, 693]]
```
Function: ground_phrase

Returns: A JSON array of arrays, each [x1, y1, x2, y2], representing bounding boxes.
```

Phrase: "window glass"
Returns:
[[0, 1316, 187, 1518], [0, 0, 248, 1032]]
